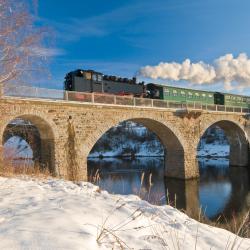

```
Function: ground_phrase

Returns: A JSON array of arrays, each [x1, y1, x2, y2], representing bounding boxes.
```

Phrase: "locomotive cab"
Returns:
[[91, 72, 103, 83]]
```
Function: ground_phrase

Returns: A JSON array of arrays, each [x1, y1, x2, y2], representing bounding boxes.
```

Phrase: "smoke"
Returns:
[[139, 53, 250, 91]]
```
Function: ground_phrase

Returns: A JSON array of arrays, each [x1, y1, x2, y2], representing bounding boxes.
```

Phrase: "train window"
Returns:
[[181, 91, 185, 96], [202, 93, 206, 98], [97, 75, 102, 82], [92, 74, 97, 81], [188, 92, 193, 98], [173, 90, 178, 96], [243, 97, 246, 102], [85, 72, 91, 80], [164, 88, 170, 95], [154, 89, 160, 97], [209, 94, 213, 98], [195, 93, 199, 98]]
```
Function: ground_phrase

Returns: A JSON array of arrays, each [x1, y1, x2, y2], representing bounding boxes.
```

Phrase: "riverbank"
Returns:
[[89, 142, 229, 158], [0, 176, 249, 249]]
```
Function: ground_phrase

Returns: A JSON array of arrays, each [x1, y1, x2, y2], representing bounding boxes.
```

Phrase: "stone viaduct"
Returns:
[[0, 96, 250, 181]]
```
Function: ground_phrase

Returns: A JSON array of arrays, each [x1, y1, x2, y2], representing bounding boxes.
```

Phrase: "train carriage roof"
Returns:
[[146, 83, 214, 94]]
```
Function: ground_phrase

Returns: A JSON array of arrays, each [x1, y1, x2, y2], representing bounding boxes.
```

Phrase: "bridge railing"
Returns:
[[2, 85, 250, 114], [3, 85, 64, 100]]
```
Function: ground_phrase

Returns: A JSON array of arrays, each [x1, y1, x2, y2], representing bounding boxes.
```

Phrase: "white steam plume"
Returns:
[[139, 53, 250, 91]]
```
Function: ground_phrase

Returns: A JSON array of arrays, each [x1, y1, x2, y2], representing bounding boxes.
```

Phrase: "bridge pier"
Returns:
[[0, 145, 3, 171], [40, 139, 55, 173], [229, 141, 249, 167], [165, 149, 199, 179], [165, 178, 200, 218]]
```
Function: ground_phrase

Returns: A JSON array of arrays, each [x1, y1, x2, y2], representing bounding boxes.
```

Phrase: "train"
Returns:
[[64, 69, 144, 97], [64, 69, 250, 108]]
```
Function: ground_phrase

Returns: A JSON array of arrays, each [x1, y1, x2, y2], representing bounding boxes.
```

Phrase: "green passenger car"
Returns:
[[146, 83, 214, 104], [146, 83, 250, 108], [162, 85, 215, 104], [224, 94, 250, 108]]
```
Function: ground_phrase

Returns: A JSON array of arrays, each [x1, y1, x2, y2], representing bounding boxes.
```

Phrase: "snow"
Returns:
[[89, 141, 164, 158], [197, 143, 229, 158], [3, 136, 33, 159], [89, 142, 229, 158], [0, 177, 249, 250]]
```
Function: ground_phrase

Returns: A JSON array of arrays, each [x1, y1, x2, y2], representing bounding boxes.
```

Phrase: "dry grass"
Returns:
[[0, 150, 51, 179], [193, 209, 250, 239], [90, 199, 248, 250], [89, 170, 250, 240], [85, 200, 143, 249]]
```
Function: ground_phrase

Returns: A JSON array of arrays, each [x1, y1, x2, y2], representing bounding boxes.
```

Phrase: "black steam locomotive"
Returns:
[[64, 69, 145, 98]]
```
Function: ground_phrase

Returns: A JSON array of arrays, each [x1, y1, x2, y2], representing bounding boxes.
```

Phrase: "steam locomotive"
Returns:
[[64, 69, 145, 97], [64, 69, 250, 108]]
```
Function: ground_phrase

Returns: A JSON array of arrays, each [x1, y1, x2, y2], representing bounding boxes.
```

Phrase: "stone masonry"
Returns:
[[0, 97, 249, 181]]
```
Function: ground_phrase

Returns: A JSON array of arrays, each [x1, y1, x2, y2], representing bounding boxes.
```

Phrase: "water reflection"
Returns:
[[199, 158, 250, 220], [88, 157, 166, 205], [88, 157, 250, 222]]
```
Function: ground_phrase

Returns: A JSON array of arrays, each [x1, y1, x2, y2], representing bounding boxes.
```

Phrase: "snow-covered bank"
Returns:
[[197, 143, 229, 158], [0, 177, 249, 250], [89, 143, 229, 158]]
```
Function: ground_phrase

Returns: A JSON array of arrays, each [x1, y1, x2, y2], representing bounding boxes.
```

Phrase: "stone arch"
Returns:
[[3, 123, 40, 161], [84, 117, 190, 179], [1, 115, 56, 174], [199, 119, 249, 167]]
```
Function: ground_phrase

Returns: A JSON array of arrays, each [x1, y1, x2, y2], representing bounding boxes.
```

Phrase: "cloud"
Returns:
[[139, 53, 250, 90], [30, 47, 65, 57]]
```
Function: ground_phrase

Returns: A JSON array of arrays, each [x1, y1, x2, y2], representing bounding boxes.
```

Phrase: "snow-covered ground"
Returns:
[[0, 177, 249, 250], [3, 136, 33, 159]]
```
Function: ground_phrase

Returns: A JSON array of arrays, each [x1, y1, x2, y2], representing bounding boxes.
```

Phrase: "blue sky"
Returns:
[[37, 0, 250, 93]]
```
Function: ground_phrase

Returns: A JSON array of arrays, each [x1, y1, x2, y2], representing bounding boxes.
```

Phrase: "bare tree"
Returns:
[[0, 0, 47, 94]]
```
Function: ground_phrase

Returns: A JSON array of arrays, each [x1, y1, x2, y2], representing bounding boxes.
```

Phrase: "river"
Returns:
[[87, 157, 250, 230]]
